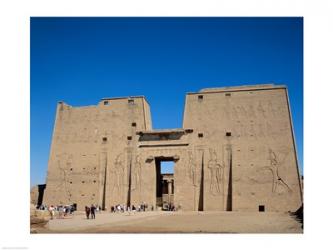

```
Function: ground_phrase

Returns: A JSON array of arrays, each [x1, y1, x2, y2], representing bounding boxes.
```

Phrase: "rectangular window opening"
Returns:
[[259, 205, 265, 212], [102, 137, 107, 142], [127, 136, 132, 140], [103, 100, 109, 105], [225, 93, 231, 97], [132, 122, 137, 127], [226, 132, 232, 136], [198, 95, 203, 101], [198, 133, 203, 138], [128, 99, 134, 104]]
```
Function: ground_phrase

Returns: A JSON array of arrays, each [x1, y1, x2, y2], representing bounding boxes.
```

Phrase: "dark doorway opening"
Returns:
[[37, 184, 46, 207], [155, 157, 174, 210]]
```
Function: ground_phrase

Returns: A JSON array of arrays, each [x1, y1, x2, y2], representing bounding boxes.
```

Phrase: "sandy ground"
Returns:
[[32, 211, 302, 234]]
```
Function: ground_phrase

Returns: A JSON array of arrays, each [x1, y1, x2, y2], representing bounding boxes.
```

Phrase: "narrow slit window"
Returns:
[[225, 93, 231, 97], [128, 99, 134, 104], [259, 205, 265, 212], [198, 133, 203, 138], [198, 95, 203, 101], [127, 136, 132, 140], [226, 132, 232, 136], [132, 122, 137, 127], [103, 100, 109, 105]]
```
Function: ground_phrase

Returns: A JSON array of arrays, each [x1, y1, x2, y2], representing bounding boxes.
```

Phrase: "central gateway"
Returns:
[[42, 84, 303, 212], [155, 157, 175, 210], [134, 129, 190, 211]]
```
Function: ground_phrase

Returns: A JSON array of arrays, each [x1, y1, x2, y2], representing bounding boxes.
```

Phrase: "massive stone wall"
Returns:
[[182, 85, 302, 211], [43, 97, 152, 210], [43, 84, 302, 212]]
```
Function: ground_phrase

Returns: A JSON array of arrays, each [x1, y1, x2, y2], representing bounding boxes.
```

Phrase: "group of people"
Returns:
[[36, 202, 176, 221], [85, 204, 100, 219], [36, 204, 76, 219], [165, 203, 176, 211], [110, 203, 152, 213]]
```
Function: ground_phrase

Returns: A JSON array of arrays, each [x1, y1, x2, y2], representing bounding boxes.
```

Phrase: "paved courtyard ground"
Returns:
[[32, 210, 302, 233]]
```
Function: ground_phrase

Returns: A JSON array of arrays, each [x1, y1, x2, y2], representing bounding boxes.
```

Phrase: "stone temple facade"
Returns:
[[42, 84, 303, 212]]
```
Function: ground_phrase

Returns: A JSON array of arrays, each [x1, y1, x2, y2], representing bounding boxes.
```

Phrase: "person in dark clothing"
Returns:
[[90, 204, 96, 219], [85, 206, 90, 219]]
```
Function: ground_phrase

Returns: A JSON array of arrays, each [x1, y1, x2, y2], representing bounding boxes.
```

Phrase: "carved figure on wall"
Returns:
[[257, 123, 265, 137], [232, 106, 239, 120], [187, 151, 198, 186], [208, 149, 223, 195], [249, 123, 256, 137], [131, 155, 142, 191], [111, 153, 124, 193], [248, 104, 256, 118], [237, 105, 248, 118], [55, 153, 72, 202], [257, 101, 266, 118], [267, 101, 276, 117], [240, 123, 248, 137], [262, 148, 292, 194], [266, 122, 277, 138]]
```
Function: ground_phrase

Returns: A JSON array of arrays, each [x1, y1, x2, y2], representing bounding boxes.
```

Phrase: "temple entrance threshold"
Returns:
[[155, 157, 175, 210]]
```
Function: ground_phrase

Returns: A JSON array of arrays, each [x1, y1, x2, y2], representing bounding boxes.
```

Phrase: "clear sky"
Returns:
[[31, 17, 303, 186]]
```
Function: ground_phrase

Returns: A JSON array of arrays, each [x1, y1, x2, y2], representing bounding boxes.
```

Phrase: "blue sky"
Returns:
[[31, 17, 303, 186]]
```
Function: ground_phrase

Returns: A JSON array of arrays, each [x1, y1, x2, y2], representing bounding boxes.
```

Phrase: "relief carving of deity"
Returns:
[[111, 153, 125, 193], [257, 101, 266, 118], [187, 151, 198, 186], [131, 155, 142, 191], [208, 149, 224, 195]]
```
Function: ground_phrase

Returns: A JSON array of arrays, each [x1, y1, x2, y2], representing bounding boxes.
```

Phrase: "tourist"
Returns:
[[58, 206, 63, 219], [49, 205, 55, 220], [85, 206, 90, 219], [96, 205, 99, 213], [111, 206, 114, 213], [90, 204, 96, 219], [127, 205, 131, 215], [63, 206, 67, 217], [70, 205, 75, 214]]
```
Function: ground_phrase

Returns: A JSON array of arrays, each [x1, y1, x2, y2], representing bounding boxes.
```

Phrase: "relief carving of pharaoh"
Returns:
[[187, 151, 198, 186], [131, 155, 142, 191], [208, 149, 224, 195], [262, 148, 292, 194], [111, 153, 125, 193]]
